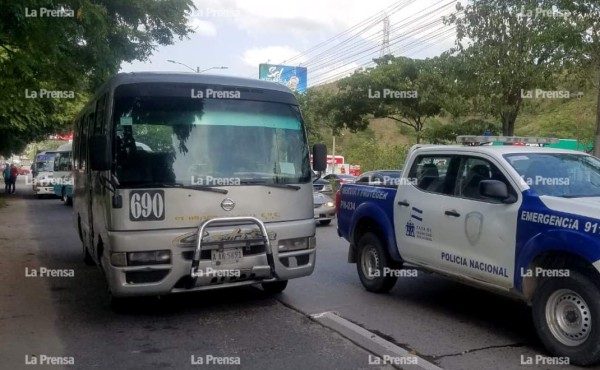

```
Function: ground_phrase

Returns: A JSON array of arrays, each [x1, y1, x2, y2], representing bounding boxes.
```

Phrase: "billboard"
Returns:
[[259, 64, 307, 93]]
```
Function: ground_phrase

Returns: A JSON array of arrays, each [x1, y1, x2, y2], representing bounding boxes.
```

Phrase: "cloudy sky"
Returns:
[[120, 0, 458, 86]]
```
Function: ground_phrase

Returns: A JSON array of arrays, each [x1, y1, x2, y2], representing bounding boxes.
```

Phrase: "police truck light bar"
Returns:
[[457, 136, 560, 145]]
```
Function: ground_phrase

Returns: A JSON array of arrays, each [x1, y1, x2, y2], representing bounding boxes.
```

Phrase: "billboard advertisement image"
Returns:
[[259, 64, 307, 93]]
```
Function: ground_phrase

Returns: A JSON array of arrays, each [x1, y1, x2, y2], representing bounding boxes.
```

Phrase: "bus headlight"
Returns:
[[278, 236, 315, 252], [127, 250, 171, 266]]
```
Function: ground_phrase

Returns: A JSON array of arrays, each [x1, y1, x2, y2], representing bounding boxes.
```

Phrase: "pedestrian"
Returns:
[[9, 164, 18, 194], [3, 164, 10, 193]]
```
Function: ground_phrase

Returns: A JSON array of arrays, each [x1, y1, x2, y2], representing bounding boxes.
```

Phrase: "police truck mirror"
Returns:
[[312, 144, 327, 172], [89, 135, 112, 171], [480, 180, 508, 200]]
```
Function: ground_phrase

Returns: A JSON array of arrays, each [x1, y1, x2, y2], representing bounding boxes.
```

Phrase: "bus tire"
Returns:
[[532, 270, 600, 366], [356, 232, 397, 293], [62, 188, 72, 206], [262, 280, 288, 294], [83, 245, 95, 266]]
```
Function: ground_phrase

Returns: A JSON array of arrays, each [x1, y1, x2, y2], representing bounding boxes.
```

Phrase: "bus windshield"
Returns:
[[35, 153, 57, 173], [113, 95, 311, 186]]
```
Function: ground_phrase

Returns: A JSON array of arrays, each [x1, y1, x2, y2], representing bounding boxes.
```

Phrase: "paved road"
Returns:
[[0, 178, 588, 369]]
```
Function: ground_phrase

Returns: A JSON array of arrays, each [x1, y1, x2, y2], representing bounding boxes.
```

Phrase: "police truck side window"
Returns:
[[408, 155, 453, 194]]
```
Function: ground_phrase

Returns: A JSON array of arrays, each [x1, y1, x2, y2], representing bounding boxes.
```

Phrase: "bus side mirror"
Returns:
[[313, 144, 327, 172], [89, 135, 112, 171]]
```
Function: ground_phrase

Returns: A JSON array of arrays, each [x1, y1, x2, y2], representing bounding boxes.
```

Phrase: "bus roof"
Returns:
[[102, 72, 295, 95]]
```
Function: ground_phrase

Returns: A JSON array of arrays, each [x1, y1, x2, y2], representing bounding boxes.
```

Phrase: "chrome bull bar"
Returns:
[[188, 216, 277, 287]]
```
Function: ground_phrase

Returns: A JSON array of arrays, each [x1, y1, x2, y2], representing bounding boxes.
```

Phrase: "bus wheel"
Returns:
[[262, 280, 288, 294], [62, 188, 72, 205], [532, 271, 600, 366], [83, 245, 94, 266], [356, 232, 397, 293]]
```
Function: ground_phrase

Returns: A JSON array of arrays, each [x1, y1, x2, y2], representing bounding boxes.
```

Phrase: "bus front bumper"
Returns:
[[104, 219, 316, 297]]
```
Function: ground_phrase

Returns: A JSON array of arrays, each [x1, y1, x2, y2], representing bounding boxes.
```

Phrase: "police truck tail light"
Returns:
[[335, 191, 341, 214], [278, 237, 314, 252], [127, 250, 171, 266]]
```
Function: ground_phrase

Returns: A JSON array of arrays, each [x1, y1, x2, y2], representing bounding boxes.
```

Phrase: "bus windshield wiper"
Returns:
[[122, 182, 228, 194], [239, 179, 300, 190]]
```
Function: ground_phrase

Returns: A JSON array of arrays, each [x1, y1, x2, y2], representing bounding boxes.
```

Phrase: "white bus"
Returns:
[[52, 142, 73, 205], [72, 72, 326, 305], [33, 151, 59, 197]]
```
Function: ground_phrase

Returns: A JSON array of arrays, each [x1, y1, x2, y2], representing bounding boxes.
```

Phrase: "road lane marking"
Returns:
[[311, 311, 443, 370]]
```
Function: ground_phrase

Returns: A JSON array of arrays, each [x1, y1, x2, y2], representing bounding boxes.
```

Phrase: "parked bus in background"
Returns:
[[32, 151, 59, 198], [53, 142, 73, 205], [72, 72, 326, 307]]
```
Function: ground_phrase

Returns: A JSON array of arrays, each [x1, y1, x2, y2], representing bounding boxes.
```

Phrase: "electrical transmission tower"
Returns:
[[379, 14, 391, 58]]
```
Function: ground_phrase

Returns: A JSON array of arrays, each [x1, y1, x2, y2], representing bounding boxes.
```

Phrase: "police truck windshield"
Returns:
[[113, 94, 311, 187], [505, 153, 600, 198]]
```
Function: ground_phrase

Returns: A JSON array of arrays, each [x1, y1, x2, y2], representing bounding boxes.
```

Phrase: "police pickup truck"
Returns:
[[336, 136, 600, 365]]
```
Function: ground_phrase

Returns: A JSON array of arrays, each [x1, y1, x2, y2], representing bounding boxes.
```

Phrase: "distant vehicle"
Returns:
[[313, 177, 333, 194], [355, 170, 402, 187], [17, 166, 30, 176], [54, 172, 73, 206], [52, 143, 73, 205], [32, 151, 59, 197], [313, 192, 335, 226], [323, 174, 356, 185]]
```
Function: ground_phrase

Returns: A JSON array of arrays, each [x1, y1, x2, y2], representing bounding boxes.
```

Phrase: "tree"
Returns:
[[422, 119, 501, 144], [445, 0, 570, 136], [548, 1, 600, 156], [0, 0, 195, 156]]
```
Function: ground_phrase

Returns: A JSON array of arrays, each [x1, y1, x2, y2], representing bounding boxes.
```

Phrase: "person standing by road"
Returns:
[[3, 164, 10, 193], [9, 164, 18, 194]]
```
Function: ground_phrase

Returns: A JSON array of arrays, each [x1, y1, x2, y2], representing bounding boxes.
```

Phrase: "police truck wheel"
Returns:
[[356, 232, 397, 293], [261, 280, 288, 294], [532, 271, 600, 366]]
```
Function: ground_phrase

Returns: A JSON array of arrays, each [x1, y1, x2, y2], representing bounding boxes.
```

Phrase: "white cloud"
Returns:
[[188, 18, 217, 37]]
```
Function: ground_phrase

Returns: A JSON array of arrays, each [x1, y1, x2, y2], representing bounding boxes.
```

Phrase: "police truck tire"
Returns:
[[532, 271, 600, 366], [262, 280, 288, 294], [356, 232, 397, 293]]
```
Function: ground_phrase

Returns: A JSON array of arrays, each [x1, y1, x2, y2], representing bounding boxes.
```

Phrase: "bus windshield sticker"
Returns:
[[192, 112, 301, 130], [120, 116, 133, 126], [279, 162, 295, 175]]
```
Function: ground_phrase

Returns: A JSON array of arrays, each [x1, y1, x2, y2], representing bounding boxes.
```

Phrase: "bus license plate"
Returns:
[[212, 249, 243, 265]]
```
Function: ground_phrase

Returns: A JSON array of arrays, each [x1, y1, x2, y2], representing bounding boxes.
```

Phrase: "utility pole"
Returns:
[[594, 71, 600, 157], [331, 129, 336, 174]]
